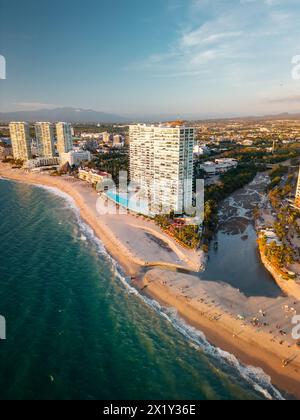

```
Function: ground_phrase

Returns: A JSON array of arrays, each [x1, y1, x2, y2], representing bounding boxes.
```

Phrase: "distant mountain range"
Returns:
[[1, 107, 300, 124], [0, 107, 128, 124], [219, 112, 300, 122]]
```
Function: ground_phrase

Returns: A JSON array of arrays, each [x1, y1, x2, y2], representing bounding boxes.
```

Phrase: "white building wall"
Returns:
[[9, 122, 32, 161], [60, 150, 91, 166], [35, 122, 55, 158]]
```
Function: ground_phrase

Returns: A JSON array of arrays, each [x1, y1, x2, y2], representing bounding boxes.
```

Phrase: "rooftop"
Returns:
[[131, 123, 194, 129], [80, 167, 110, 177]]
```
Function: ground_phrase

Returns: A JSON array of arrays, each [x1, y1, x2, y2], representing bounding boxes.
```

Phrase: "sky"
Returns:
[[0, 0, 300, 118]]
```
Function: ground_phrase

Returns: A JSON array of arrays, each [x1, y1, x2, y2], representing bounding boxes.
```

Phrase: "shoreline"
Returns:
[[258, 245, 300, 300], [137, 270, 300, 400], [0, 163, 203, 276], [0, 170, 140, 277], [1, 163, 300, 400]]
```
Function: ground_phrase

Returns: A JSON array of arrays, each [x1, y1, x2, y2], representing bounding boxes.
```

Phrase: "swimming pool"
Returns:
[[105, 190, 151, 216]]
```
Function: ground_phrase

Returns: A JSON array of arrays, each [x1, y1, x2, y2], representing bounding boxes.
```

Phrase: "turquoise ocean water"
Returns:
[[0, 179, 284, 400]]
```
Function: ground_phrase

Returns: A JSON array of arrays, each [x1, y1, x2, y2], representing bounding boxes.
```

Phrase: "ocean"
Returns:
[[0, 179, 283, 400]]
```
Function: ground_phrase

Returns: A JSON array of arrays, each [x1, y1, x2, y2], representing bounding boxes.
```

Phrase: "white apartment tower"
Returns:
[[35, 122, 55, 158], [9, 122, 32, 161], [56, 122, 73, 156], [129, 124, 195, 215], [296, 166, 300, 208]]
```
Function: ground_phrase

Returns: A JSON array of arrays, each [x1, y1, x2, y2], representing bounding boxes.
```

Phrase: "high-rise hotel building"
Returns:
[[9, 122, 32, 161], [35, 122, 55, 158], [129, 124, 195, 214], [56, 122, 73, 156], [296, 166, 300, 208]]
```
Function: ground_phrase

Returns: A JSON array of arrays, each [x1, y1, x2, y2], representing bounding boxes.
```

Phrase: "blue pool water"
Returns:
[[105, 190, 150, 215]]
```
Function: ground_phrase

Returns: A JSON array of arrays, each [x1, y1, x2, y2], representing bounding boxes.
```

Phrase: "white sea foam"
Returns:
[[34, 182, 285, 401], [33, 184, 77, 209]]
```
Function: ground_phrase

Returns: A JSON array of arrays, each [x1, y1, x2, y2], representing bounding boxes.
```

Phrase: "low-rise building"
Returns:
[[78, 168, 112, 187], [102, 132, 111, 144], [60, 150, 91, 167], [113, 134, 124, 148], [200, 158, 238, 176], [240, 139, 254, 146], [80, 133, 102, 140], [259, 229, 282, 246], [200, 161, 218, 176], [193, 145, 210, 156], [24, 157, 60, 170]]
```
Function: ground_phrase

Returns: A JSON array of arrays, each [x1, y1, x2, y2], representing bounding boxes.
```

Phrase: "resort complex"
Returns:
[[8, 121, 125, 172], [60, 150, 91, 167], [129, 124, 194, 214], [78, 167, 112, 186], [9, 121, 92, 171]]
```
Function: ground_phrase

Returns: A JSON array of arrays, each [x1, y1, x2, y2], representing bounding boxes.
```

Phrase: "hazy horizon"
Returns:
[[2, 106, 300, 124]]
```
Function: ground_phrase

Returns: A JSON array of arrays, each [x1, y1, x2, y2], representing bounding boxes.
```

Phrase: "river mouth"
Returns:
[[202, 174, 282, 299]]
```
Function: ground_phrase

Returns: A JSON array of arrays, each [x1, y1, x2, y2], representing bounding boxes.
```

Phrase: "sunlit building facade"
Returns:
[[56, 122, 73, 156], [129, 124, 194, 214], [296, 167, 300, 207], [35, 122, 55, 158], [9, 122, 32, 161]]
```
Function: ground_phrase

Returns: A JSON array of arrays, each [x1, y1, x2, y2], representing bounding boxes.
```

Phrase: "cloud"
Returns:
[[240, 0, 277, 5], [127, 0, 300, 82], [181, 30, 243, 48], [13, 102, 59, 110], [266, 95, 300, 103]]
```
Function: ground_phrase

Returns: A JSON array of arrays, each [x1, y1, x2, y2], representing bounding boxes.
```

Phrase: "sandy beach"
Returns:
[[259, 248, 300, 301], [1, 162, 300, 399], [138, 269, 300, 399], [256, 199, 300, 301]]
